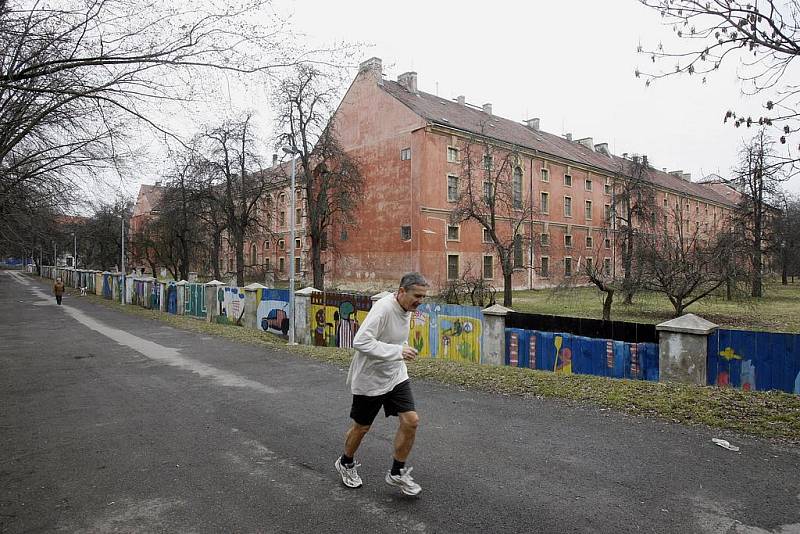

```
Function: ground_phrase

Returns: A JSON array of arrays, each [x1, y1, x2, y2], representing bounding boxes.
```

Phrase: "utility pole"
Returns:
[[121, 215, 126, 306]]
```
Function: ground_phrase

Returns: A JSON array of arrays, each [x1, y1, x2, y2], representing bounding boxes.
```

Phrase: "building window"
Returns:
[[401, 225, 411, 241], [586, 236, 593, 248], [483, 255, 494, 279], [295, 257, 301, 272], [295, 238, 301, 249], [447, 146, 458, 163], [265, 258, 270, 271], [540, 233, 550, 247], [585, 179, 593, 191], [279, 257, 285, 272], [604, 179, 612, 195], [564, 173, 572, 187], [604, 204, 612, 223], [604, 237, 611, 249], [586, 257, 593, 273], [483, 228, 491, 243], [447, 254, 459, 280], [513, 167, 523, 209], [279, 210, 286, 226], [483, 154, 493, 171], [541, 168, 549, 182], [565, 234, 573, 248], [295, 208, 302, 225], [585, 200, 593, 220], [483, 181, 494, 203], [400, 147, 411, 160], [564, 257, 573, 277], [663, 197, 668, 208], [447, 225, 460, 241], [514, 234, 524, 267], [564, 196, 572, 217], [340, 229, 348, 241], [279, 193, 286, 204], [278, 239, 285, 250], [447, 175, 459, 202], [228, 257, 234, 272], [250, 244, 257, 265], [604, 258, 612, 275], [540, 256, 549, 277], [540, 192, 549, 214]]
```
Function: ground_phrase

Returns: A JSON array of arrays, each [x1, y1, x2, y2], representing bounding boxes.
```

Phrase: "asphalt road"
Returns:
[[1, 270, 799, 534]]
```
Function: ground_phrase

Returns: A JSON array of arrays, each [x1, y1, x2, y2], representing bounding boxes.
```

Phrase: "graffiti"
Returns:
[[409, 304, 482, 364], [310, 292, 372, 348], [102, 274, 112, 299], [150, 282, 161, 310], [553, 335, 572, 375], [256, 288, 290, 335], [185, 283, 206, 318], [506, 328, 659, 381], [708, 329, 800, 394], [217, 287, 246, 325]]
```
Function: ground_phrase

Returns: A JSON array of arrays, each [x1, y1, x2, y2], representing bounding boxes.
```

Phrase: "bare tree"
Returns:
[[80, 197, 132, 271], [637, 0, 800, 157], [636, 205, 733, 316], [450, 127, 535, 307], [612, 156, 660, 304], [732, 129, 787, 296], [202, 114, 273, 286], [274, 64, 364, 290], [0, 0, 317, 251]]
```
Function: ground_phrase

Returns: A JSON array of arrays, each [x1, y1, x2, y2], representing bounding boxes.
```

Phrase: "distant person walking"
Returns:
[[334, 272, 429, 496], [53, 277, 65, 305]]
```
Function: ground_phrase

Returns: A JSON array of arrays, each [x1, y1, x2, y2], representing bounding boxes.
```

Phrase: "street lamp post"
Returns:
[[72, 232, 77, 269], [282, 146, 300, 345]]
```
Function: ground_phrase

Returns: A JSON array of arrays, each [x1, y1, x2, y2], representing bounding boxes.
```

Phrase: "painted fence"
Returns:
[[215, 286, 246, 325], [256, 288, 291, 335], [410, 303, 483, 364], [310, 292, 373, 348], [505, 328, 659, 380], [708, 329, 800, 394], [185, 283, 206, 318], [166, 283, 178, 314]]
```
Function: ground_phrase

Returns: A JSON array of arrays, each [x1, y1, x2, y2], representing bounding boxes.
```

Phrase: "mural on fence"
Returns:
[[150, 282, 161, 310], [256, 288, 290, 335], [216, 286, 246, 325], [310, 292, 372, 348], [708, 329, 800, 394], [409, 303, 483, 364], [166, 283, 177, 314], [102, 274, 113, 299], [185, 283, 206, 317], [505, 328, 659, 381]]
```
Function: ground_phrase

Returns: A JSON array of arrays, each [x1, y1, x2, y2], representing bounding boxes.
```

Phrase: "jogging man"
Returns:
[[334, 272, 429, 496]]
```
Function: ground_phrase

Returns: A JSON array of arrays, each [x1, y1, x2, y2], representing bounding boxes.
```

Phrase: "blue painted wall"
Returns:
[[708, 329, 800, 394], [505, 328, 659, 381]]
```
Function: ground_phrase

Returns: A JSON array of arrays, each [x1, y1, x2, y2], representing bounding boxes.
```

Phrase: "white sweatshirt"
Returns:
[[346, 292, 411, 396]]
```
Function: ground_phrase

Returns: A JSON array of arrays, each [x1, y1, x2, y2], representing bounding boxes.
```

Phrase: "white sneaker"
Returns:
[[335, 457, 363, 488], [385, 467, 422, 496]]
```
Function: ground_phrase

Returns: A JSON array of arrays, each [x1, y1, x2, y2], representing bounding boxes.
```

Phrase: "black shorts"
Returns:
[[350, 379, 416, 426]]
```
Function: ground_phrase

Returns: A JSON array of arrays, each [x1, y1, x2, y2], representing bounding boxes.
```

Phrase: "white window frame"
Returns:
[[400, 147, 411, 161], [564, 196, 572, 218], [447, 175, 459, 202], [447, 146, 459, 163], [447, 254, 460, 280], [482, 255, 494, 279], [447, 225, 460, 241]]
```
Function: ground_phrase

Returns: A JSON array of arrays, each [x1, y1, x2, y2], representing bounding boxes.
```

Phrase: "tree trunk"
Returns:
[[726, 278, 732, 300], [310, 226, 324, 290], [781, 249, 788, 285], [502, 265, 512, 307], [211, 233, 222, 281], [602, 289, 613, 321], [235, 237, 245, 286]]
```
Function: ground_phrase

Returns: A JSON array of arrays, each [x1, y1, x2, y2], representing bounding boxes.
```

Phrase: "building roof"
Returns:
[[132, 183, 164, 219], [381, 79, 736, 208]]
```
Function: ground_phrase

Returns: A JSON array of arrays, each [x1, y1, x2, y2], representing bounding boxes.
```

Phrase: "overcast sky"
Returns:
[[128, 0, 800, 198]]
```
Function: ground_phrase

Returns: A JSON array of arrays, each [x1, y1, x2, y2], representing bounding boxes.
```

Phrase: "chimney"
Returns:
[[576, 137, 594, 151], [682, 172, 692, 182], [622, 152, 628, 160], [482, 103, 492, 115], [642, 155, 648, 167], [632, 154, 641, 164], [662, 167, 667, 172], [457, 95, 465, 106], [154, 180, 162, 187], [564, 133, 572, 141], [272, 154, 278, 167], [358, 57, 383, 83], [525, 118, 540, 131], [669, 169, 683, 177], [594, 142, 610, 155], [397, 71, 418, 94]]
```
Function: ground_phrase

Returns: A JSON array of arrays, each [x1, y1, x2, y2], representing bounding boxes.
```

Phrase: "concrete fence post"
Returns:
[[294, 287, 320, 345], [243, 283, 267, 330], [481, 304, 513, 366], [204, 280, 225, 323], [176, 280, 187, 315], [656, 313, 718, 386]]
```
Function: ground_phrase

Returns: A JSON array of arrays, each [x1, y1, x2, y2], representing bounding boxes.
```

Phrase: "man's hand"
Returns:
[[402, 346, 418, 361]]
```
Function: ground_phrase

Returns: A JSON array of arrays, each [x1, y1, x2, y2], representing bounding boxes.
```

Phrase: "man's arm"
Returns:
[[352, 305, 403, 361]]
